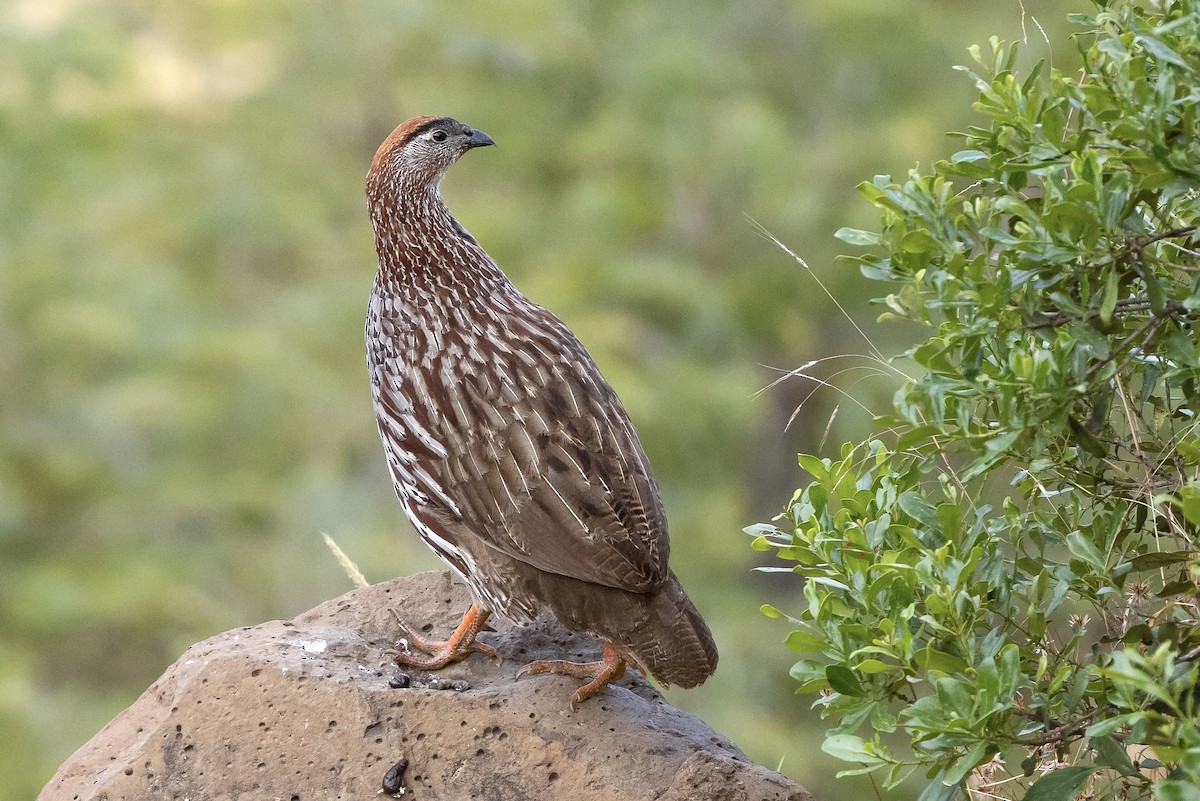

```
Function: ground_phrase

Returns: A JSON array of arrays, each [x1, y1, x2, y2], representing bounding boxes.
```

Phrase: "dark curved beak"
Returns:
[[466, 128, 495, 149]]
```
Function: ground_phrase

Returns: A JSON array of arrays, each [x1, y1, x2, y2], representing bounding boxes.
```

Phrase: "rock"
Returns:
[[40, 571, 812, 801]]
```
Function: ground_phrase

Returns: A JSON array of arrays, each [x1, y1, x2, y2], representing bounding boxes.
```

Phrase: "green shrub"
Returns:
[[754, 3, 1200, 799]]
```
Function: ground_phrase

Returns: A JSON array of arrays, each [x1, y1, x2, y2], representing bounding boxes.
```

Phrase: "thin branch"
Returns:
[[1083, 312, 1167, 382], [1020, 296, 1159, 329], [1163, 259, 1200, 273], [1133, 225, 1198, 251], [1014, 708, 1099, 747]]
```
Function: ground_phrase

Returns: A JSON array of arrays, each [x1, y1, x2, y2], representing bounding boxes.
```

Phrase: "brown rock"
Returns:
[[40, 571, 812, 801]]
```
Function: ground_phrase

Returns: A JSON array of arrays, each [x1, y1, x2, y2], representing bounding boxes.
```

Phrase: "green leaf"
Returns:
[[798, 453, 830, 482], [1099, 268, 1118, 328], [1091, 735, 1138, 777], [1181, 485, 1200, 527], [943, 741, 989, 785], [835, 227, 881, 246], [1179, 748, 1200, 777], [1154, 780, 1200, 801], [856, 178, 904, 213], [872, 705, 898, 733], [789, 659, 828, 686], [917, 774, 961, 801], [899, 492, 941, 531], [979, 225, 1020, 246], [1065, 531, 1107, 571], [1143, 262, 1166, 314], [826, 664, 866, 696], [785, 629, 826, 653], [1085, 713, 1136, 738], [951, 149, 988, 163], [1021, 766, 1095, 801], [822, 733, 884, 765], [997, 644, 1021, 692], [760, 603, 785, 619], [934, 677, 973, 717], [1135, 35, 1189, 68], [901, 229, 939, 253], [1160, 578, 1199, 597], [917, 646, 969, 675], [1128, 551, 1192, 572], [961, 429, 1020, 481]]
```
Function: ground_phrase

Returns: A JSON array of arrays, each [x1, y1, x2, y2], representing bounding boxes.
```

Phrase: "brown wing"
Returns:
[[379, 302, 668, 594]]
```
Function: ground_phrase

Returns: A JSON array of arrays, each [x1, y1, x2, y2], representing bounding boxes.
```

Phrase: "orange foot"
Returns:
[[389, 601, 501, 669], [517, 640, 643, 707]]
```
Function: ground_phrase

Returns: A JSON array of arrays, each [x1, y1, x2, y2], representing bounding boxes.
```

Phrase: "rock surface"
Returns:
[[41, 571, 812, 801]]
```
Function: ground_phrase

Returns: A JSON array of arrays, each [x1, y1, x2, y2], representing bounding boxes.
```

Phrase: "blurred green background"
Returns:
[[1, 1, 1080, 798]]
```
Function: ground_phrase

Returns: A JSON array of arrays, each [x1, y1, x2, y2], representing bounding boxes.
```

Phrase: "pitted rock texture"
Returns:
[[40, 571, 812, 801]]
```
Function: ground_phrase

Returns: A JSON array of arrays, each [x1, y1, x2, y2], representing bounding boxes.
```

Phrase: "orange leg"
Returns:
[[389, 602, 501, 669], [517, 640, 642, 706]]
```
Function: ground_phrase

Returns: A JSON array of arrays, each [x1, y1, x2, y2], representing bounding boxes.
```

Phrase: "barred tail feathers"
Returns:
[[622, 573, 717, 689]]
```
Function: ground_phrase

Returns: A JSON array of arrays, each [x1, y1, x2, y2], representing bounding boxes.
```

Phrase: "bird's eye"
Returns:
[[431, 130, 448, 142]]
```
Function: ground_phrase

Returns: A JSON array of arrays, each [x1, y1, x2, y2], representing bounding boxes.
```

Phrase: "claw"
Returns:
[[518, 640, 633, 707], [389, 602, 501, 669]]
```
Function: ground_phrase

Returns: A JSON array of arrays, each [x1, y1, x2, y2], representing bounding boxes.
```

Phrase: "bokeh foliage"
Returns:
[[755, 2, 1200, 799], [1, 1, 1077, 798]]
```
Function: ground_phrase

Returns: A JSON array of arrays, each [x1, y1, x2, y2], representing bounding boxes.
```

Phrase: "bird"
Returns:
[[364, 115, 717, 705]]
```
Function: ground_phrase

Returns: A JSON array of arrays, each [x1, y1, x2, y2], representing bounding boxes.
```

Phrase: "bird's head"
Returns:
[[368, 116, 495, 197]]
